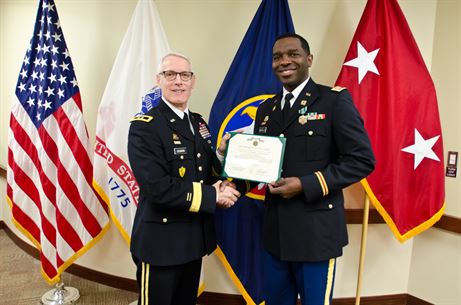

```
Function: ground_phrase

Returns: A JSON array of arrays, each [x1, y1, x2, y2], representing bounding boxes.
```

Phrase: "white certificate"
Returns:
[[223, 132, 286, 183]]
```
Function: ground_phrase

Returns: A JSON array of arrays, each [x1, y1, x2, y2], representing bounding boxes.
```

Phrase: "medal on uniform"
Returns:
[[307, 112, 317, 120], [179, 166, 186, 178], [298, 107, 307, 115], [298, 115, 308, 125], [198, 122, 211, 139]]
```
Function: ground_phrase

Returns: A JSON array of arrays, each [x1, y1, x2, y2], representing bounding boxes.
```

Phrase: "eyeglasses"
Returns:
[[160, 70, 194, 81]]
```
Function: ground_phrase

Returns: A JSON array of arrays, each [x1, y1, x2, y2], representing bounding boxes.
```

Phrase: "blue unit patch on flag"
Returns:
[[140, 86, 162, 115]]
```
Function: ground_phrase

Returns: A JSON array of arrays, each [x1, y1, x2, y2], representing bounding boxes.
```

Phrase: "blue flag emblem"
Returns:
[[208, 0, 295, 303]]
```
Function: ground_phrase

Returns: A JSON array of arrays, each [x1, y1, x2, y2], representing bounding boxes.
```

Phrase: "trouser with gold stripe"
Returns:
[[134, 256, 202, 305], [263, 251, 336, 305]]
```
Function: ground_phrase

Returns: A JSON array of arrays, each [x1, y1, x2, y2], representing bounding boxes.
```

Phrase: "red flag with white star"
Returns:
[[336, 0, 445, 242]]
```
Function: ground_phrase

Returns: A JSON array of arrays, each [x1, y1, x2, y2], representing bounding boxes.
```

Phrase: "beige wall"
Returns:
[[1, 0, 460, 303]]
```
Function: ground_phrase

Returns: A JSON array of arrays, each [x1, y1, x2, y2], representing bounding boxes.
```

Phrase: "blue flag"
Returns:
[[208, 0, 294, 303]]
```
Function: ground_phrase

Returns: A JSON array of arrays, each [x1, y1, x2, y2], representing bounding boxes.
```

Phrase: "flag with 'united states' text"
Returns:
[[93, 0, 170, 243], [7, 0, 109, 284], [335, 0, 445, 241], [209, 0, 294, 303]]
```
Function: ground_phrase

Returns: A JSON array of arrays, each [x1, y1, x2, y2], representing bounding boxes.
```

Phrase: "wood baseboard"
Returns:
[[1, 221, 435, 305]]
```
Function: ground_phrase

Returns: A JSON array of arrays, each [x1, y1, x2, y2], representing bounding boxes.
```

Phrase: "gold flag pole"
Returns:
[[355, 194, 371, 305]]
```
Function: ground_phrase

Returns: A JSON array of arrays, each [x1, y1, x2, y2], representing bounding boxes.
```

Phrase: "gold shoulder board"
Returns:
[[331, 86, 347, 92], [130, 115, 154, 123]]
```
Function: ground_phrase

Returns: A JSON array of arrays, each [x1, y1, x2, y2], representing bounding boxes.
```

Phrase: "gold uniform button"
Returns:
[[200, 180, 204, 183], [162, 218, 168, 223], [198, 166, 203, 171], [180, 155, 184, 160], [280, 133, 284, 137], [308, 130, 314, 136], [197, 153, 201, 158], [328, 204, 333, 209], [207, 140, 212, 144]]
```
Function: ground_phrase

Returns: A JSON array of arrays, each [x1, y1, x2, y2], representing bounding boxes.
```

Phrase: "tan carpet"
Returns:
[[0, 230, 138, 305]]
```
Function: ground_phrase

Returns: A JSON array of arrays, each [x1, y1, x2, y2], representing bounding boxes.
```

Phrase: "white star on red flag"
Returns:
[[343, 41, 380, 84], [401, 128, 440, 169]]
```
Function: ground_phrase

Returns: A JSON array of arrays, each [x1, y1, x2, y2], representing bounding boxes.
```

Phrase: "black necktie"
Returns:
[[282, 93, 293, 121], [182, 112, 194, 135]]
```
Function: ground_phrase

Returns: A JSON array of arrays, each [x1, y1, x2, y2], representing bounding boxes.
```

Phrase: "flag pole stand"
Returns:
[[354, 194, 370, 305], [40, 281, 80, 305]]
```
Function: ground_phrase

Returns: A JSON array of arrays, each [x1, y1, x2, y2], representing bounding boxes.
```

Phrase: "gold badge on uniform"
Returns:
[[298, 115, 308, 125], [300, 100, 307, 106], [179, 166, 186, 178], [172, 133, 181, 145], [305, 92, 311, 97]]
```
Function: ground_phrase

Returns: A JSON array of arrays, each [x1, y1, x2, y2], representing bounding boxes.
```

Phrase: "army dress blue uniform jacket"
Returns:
[[128, 101, 221, 266], [254, 79, 375, 262]]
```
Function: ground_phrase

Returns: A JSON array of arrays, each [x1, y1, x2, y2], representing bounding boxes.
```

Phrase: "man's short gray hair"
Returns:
[[157, 52, 193, 74]]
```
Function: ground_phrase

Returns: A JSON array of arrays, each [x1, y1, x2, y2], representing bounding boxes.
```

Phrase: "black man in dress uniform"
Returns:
[[219, 33, 375, 305]]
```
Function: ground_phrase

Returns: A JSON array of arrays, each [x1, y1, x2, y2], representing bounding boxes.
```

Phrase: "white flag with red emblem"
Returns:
[[93, 0, 170, 242]]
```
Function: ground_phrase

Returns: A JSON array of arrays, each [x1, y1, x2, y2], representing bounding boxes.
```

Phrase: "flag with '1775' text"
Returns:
[[93, 0, 170, 243]]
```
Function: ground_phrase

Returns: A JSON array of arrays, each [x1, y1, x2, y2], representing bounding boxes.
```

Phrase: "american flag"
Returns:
[[7, 0, 109, 284]]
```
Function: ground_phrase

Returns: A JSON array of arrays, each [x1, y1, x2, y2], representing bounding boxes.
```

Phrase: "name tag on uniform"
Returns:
[[174, 147, 187, 155]]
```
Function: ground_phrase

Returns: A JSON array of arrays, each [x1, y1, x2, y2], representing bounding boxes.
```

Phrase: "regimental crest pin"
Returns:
[[179, 166, 186, 178]]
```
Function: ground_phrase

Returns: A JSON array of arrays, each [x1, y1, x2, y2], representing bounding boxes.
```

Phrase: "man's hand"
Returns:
[[268, 177, 302, 199], [217, 133, 231, 157], [219, 179, 237, 191], [213, 180, 241, 208]]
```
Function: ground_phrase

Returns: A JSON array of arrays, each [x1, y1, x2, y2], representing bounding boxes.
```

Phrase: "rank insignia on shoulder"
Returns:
[[331, 86, 346, 92], [130, 115, 153, 122]]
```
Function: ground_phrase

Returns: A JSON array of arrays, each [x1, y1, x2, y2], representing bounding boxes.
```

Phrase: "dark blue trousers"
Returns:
[[263, 251, 337, 305]]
